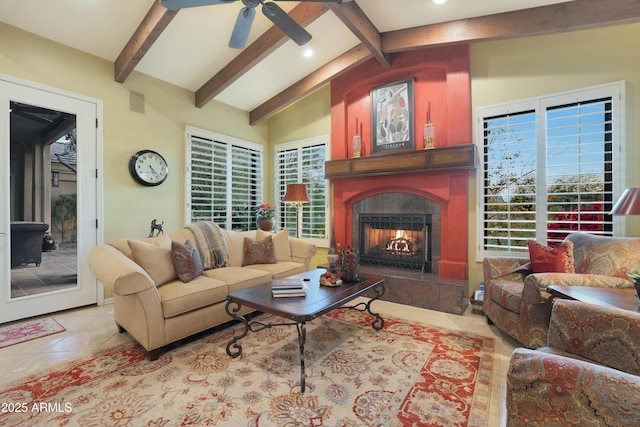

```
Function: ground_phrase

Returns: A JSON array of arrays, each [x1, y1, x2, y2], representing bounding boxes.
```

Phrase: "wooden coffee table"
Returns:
[[225, 268, 385, 393], [547, 285, 640, 312]]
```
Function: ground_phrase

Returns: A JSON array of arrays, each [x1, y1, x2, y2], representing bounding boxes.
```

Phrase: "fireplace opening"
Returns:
[[359, 214, 431, 272]]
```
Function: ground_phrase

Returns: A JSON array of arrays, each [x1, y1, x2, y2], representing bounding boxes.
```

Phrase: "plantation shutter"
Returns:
[[482, 110, 537, 252], [545, 98, 614, 244], [275, 139, 328, 241], [478, 83, 622, 258], [188, 131, 263, 230]]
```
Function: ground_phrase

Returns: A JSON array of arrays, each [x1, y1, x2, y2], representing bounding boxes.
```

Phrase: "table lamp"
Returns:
[[283, 183, 310, 238], [610, 187, 640, 215]]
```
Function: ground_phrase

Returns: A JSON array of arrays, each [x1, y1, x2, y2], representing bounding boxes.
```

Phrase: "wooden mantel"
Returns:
[[325, 144, 476, 179]]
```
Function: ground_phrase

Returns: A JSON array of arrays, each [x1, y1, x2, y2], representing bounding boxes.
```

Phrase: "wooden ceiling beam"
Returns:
[[249, 44, 372, 125], [382, 0, 640, 52], [252, 0, 640, 124], [196, 3, 328, 108], [114, 2, 178, 83], [325, 1, 391, 68]]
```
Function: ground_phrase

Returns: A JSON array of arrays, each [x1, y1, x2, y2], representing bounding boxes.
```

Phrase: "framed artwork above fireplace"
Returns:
[[371, 78, 414, 154]]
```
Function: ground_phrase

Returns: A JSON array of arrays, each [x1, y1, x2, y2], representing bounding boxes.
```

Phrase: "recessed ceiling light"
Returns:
[[303, 48, 314, 58], [431, 0, 448, 4]]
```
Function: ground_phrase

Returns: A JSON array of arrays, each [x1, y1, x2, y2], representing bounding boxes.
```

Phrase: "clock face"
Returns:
[[129, 150, 169, 186]]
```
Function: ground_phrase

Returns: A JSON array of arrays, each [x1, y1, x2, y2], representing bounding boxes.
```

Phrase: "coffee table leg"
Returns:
[[297, 321, 307, 393], [225, 299, 248, 357], [345, 283, 385, 330]]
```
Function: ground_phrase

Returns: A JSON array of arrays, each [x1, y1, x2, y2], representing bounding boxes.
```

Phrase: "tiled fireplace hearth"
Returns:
[[327, 45, 474, 314]]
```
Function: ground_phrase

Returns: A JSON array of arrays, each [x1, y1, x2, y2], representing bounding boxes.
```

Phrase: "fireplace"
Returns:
[[327, 45, 473, 313], [359, 214, 431, 272]]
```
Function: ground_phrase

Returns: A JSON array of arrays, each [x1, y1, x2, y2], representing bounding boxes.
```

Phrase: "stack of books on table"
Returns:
[[271, 278, 306, 298]]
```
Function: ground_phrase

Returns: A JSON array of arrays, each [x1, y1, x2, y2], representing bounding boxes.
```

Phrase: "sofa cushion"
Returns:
[[223, 229, 255, 267], [128, 235, 177, 286], [203, 266, 271, 292], [527, 240, 575, 273], [242, 235, 277, 266], [171, 240, 204, 283], [487, 279, 523, 314], [156, 276, 228, 318], [256, 228, 292, 262], [246, 261, 306, 280]]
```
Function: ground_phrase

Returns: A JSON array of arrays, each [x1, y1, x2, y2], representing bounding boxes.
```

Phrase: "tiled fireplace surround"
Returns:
[[328, 45, 472, 314]]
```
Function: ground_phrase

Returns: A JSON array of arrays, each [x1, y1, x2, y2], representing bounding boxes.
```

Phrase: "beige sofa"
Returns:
[[89, 225, 317, 360]]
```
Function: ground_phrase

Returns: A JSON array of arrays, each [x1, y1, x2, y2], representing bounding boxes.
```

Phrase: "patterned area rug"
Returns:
[[0, 317, 65, 349], [0, 310, 494, 426]]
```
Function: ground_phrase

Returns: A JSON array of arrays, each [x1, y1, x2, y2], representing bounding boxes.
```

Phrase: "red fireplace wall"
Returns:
[[329, 45, 472, 280]]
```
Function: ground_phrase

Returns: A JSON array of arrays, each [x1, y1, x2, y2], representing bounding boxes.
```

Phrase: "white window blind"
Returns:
[[275, 137, 328, 242], [187, 128, 263, 230], [478, 82, 623, 258]]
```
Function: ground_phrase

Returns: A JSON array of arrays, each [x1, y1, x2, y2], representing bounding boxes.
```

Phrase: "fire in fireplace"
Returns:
[[359, 214, 431, 271]]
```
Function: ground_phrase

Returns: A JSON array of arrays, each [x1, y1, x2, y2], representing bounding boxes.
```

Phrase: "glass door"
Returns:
[[0, 79, 99, 323]]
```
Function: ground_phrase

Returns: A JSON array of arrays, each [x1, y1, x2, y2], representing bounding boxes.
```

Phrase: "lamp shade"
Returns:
[[610, 187, 640, 215], [283, 183, 310, 203]]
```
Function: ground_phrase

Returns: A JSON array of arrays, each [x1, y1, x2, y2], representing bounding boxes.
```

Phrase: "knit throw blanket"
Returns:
[[185, 222, 228, 270]]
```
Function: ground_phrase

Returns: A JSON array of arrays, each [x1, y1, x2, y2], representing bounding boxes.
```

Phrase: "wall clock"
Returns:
[[129, 150, 169, 186]]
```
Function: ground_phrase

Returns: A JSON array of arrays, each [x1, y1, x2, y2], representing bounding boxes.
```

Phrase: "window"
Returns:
[[275, 136, 329, 244], [186, 127, 263, 230], [477, 82, 624, 258]]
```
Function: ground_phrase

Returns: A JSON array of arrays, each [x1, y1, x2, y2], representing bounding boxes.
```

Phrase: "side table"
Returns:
[[547, 285, 639, 312]]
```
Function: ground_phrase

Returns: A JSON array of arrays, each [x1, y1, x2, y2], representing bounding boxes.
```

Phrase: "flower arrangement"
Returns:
[[43, 231, 54, 242], [255, 203, 275, 218]]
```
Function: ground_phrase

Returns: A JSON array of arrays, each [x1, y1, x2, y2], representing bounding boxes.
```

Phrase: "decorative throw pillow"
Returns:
[[128, 234, 177, 286], [527, 240, 575, 273], [242, 235, 277, 266], [256, 228, 292, 262], [171, 240, 204, 283]]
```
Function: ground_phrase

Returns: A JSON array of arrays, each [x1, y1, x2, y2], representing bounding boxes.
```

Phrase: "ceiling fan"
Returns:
[[160, 0, 349, 49]]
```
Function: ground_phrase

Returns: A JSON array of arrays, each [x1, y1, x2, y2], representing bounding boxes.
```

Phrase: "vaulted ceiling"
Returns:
[[2, 0, 640, 125]]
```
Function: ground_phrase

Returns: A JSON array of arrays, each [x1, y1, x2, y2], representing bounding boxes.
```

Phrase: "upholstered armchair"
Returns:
[[506, 299, 640, 426], [483, 233, 640, 348]]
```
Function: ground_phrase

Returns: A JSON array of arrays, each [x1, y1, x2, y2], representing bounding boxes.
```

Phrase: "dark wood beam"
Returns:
[[114, 2, 178, 83], [382, 0, 640, 52], [325, 1, 391, 68], [249, 44, 372, 125], [253, 0, 640, 124], [195, 3, 329, 108]]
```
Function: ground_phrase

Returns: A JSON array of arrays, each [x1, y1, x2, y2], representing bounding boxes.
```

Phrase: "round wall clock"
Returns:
[[129, 150, 169, 186]]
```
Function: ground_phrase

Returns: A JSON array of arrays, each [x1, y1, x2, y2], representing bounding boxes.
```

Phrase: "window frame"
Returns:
[[274, 136, 330, 247], [185, 126, 264, 230], [476, 81, 626, 261]]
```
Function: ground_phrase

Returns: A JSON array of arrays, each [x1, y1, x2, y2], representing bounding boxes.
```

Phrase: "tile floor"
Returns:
[[10, 246, 77, 298], [0, 298, 517, 426]]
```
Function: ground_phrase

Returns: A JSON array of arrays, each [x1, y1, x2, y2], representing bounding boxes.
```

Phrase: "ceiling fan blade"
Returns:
[[262, 2, 311, 46], [270, 0, 350, 2], [160, 0, 236, 11], [229, 7, 256, 49]]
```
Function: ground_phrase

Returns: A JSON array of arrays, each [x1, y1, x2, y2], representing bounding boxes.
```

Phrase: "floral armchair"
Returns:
[[506, 299, 640, 426], [483, 233, 640, 348]]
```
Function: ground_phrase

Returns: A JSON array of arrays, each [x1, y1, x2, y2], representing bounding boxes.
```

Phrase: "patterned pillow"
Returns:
[[527, 240, 575, 273], [242, 235, 277, 266], [171, 240, 204, 283]]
